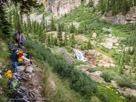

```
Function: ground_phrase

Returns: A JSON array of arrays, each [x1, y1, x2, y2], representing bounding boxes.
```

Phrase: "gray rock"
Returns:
[[48, 78, 57, 91], [78, 65, 93, 72], [119, 96, 125, 99], [92, 33, 97, 38], [89, 71, 105, 83], [26, 66, 34, 73], [56, 48, 75, 65], [17, 66, 25, 72], [46, 0, 82, 18], [124, 65, 131, 70]]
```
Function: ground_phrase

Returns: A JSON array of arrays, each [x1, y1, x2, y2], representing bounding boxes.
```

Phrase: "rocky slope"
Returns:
[[101, 6, 136, 24]]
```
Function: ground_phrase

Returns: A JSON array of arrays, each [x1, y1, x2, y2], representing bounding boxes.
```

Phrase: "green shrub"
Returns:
[[126, 95, 136, 102], [115, 75, 136, 89], [100, 46, 110, 53], [24, 38, 98, 98], [101, 71, 113, 82]]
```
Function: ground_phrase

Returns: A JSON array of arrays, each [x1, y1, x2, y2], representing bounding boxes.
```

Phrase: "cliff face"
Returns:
[[85, 0, 99, 6], [45, 0, 81, 18], [101, 7, 136, 24]]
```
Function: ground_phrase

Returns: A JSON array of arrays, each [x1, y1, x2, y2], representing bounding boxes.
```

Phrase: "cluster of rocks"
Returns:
[[101, 6, 136, 24], [100, 34, 119, 49], [111, 80, 136, 97], [84, 50, 115, 68], [84, 50, 97, 66]]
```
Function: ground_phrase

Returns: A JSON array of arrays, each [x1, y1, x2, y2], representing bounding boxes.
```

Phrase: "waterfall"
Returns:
[[73, 49, 87, 62]]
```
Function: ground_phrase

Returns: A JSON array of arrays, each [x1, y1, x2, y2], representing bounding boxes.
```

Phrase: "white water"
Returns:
[[73, 49, 87, 62]]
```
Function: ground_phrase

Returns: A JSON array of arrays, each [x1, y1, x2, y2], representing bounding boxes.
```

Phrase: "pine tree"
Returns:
[[89, 0, 94, 7], [64, 32, 68, 46], [57, 24, 63, 46], [13, 10, 21, 31], [9, 11, 12, 25], [71, 34, 75, 47], [99, 0, 105, 14], [27, 14, 31, 35], [50, 17, 56, 31], [124, 51, 129, 65], [54, 37, 58, 46], [70, 24, 76, 33], [133, 52, 136, 67], [87, 40, 92, 49], [119, 51, 125, 74], [42, 14, 45, 28]]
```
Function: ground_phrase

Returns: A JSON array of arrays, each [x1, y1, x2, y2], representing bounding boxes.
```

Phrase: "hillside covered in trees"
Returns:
[[1, 0, 136, 102]]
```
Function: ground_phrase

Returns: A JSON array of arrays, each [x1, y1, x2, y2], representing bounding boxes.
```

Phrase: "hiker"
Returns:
[[8, 41, 16, 53], [10, 46, 32, 72], [14, 32, 26, 48]]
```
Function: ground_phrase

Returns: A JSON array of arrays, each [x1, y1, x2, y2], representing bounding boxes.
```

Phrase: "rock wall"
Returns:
[[45, 0, 82, 18], [85, 0, 99, 6], [101, 6, 136, 24]]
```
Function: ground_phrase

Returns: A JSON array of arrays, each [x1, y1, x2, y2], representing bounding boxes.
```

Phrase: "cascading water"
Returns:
[[73, 49, 87, 62]]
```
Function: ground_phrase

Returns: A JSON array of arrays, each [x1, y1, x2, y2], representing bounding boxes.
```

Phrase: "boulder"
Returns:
[[124, 65, 131, 70], [124, 47, 133, 52], [26, 66, 34, 73], [92, 33, 97, 38], [17, 66, 25, 72], [90, 71, 105, 83], [56, 48, 75, 65], [78, 65, 93, 72], [85, 0, 99, 6], [101, 14, 127, 24], [48, 78, 57, 91]]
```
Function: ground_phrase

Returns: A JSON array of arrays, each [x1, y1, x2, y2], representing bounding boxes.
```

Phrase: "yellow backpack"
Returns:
[[5, 70, 12, 80], [16, 50, 23, 62]]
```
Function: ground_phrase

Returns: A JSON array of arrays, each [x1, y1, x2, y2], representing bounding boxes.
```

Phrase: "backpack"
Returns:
[[8, 43, 15, 53], [21, 36, 26, 43], [10, 49, 19, 62]]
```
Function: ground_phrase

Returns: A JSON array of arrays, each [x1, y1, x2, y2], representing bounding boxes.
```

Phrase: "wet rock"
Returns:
[[56, 48, 75, 65]]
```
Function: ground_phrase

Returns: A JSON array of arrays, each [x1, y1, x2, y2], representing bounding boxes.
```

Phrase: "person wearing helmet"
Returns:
[[14, 32, 26, 48], [16, 46, 32, 72]]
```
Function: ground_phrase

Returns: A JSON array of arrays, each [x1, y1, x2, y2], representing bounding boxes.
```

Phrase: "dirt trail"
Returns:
[[23, 64, 45, 102]]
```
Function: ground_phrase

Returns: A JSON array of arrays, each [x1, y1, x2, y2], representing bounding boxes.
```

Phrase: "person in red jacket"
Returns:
[[16, 46, 32, 72]]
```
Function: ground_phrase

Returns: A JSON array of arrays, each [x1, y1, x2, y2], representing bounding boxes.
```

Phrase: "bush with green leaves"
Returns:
[[115, 75, 136, 89], [126, 95, 136, 102], [101, 71, 113, 82], [24, 38, 98, 98]]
